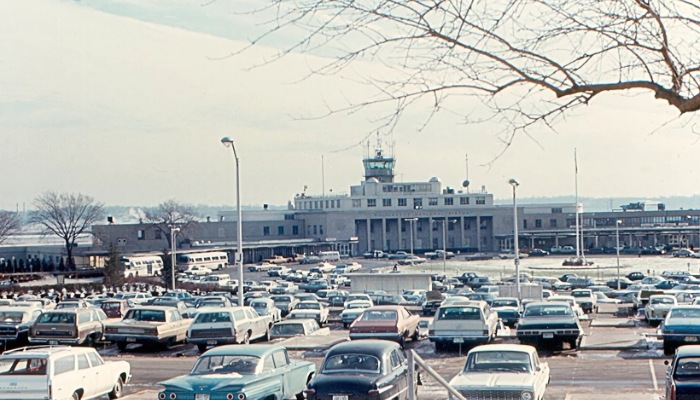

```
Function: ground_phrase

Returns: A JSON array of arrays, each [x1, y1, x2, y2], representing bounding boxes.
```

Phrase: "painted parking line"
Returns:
[[649, 359, 658, 391]]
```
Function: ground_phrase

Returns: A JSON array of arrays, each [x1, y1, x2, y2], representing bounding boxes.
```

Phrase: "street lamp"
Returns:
[[405, 218, 418, 260], [509, 178, 521, 301], [433, 218, 457, 273], [615, 220, 622, 290], [169, 225, 180, 291], [221, 136, 244, 307]]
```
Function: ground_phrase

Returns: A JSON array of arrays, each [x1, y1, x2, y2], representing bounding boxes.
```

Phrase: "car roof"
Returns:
[[1, 345, 93, 358], [469, 344, 537, 355], [366, 305, 406, 311], [327, 339, 399, 357], [202, 344, 285, 358], [676, 345, 700, 356]]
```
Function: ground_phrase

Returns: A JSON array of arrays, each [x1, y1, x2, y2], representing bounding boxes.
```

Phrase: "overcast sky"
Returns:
[[2, 0, 699, 212]]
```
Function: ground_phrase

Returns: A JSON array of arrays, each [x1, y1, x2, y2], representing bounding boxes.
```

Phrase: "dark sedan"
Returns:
[[606, 277, 634, 289], [665, 345, 700, 400], [304, 340, 419, 400]]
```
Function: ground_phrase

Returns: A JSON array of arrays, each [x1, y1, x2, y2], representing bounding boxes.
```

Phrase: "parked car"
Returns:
[[187, 306, 273, 353], [339, 300, 373, 328], [159, 344, 315, 400], [100, 299, 130, 319], [397, 255, 427, 265], [300, 279, 331, 293], [664, 344, 700, 400], [287, 301, 330, 326], [645, 294, 677, 325], [270, 318, 323, 339], [528, 248, 550, 257], [0, 345, 130, 400], [429, 300, 499, 352], [147, 297, 195, 318], [662, 305, 700, 355], [673, 249, 698, 258], [448, 344, 550, 400], [305, 339, 420, 400], [491, 297, 522, 328], [607, 277, 634, 289], [250, 298, 283, 323], [0, 306, 42, 349], [349, 305, 421, 348], [267, 265, 291, 277], [570, 289, 598, 314], [104, 305, 192, 351], [593, 291, 621, 304], [29, 308, 108, 346], [517, 301, 583, 349]]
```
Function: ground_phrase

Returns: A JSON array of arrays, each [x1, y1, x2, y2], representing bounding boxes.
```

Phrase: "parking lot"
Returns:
[[13, 253, 694, 400]]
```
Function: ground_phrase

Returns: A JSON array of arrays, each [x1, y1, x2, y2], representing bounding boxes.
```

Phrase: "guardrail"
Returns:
[[407, 350, 466, 400]]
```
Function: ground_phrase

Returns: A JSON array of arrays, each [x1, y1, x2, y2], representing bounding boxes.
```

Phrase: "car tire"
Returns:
[[197, 344, 208, 353], [71, 392, 81, 400], [163, 337, 174, 350], [265, 327, 271, 342], [108, 378, 124, 399], [117, 342, 127, 351], [243, 332, 251, 345], [343, 322, 348, 329], [399, 335, 406, 349], [664, 341, 675, 356]]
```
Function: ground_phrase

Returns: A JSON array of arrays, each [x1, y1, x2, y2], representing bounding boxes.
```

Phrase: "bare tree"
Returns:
[[248, 0, 700, 141], [30, 192, 104, 270], [0, 210, 22, 244], [144, 200, 200, 246]]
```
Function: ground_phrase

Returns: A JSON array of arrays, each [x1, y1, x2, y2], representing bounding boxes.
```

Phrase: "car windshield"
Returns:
[[464, 351, 531, 373], [191, 355, 260, 375], [271, 323, 305, 336], [323, 354, 381, 373], [438, 307, 480, 320], [670, 308, 700, 319], [360, 310, 397, 321], [493, 300, 518, 307], [348, 303, 369, 310], [37, 312, 75, 324], [297, 303, 320, 310], [675, 357, 700, 378], [0, 311, 25, 323], [0, 357, 48, 376], [124, 309, 166, 322], [650, 297, 675, 305], [523, 305, 572, 317]]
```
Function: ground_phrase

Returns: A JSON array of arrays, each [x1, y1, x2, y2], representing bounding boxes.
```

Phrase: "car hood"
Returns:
[[450, 372, 536, 390], [160, 373, 250, 391]]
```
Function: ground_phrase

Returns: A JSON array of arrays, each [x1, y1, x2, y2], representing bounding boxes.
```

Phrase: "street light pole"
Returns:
[[442, 218, 447, 273], [405, 218, 417, 256], [615, 220, 621, 290], [169, 225, 180, 291], [509, 178, 521, 301], [221, 136, 245, 307]]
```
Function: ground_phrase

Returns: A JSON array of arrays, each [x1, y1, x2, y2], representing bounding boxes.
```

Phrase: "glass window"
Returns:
[[263, 356, 276, 371], [390, 350, 402, 369], [398, 198, 407, 207], [77, 354, 90, 370], [368, 199, 377, 207], [550, 219, 557, 228], [272, 351, 289, 368], [86, 352, 103, 367], [535, 219, 542, 228], [191, 355, 259, 375], [413, 198, 423, 209], [263, 226, 270, 236], [444, 197, 453, 205], [323, 354, 380, 373], [476, 197, 486, 205], [278, 226, 284, 236], [460, 197, 470, 205], [382, 198, 392, 207], [429, 198, 438, 206], [54, 355, 75, 375]]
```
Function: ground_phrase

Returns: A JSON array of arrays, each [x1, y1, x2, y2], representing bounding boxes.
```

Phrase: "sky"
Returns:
[[1, 0, 699, 211]]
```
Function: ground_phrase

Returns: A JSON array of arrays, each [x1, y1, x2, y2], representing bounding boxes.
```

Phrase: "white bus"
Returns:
[[318, 250, 341, 262], [121, 255, 164, 278], [177, 251, 229, 272]]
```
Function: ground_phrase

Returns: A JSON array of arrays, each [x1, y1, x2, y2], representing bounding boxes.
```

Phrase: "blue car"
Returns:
[[665, 345, 700, 400], [662, 305, 700, 355], [159, 344, 316, 400]]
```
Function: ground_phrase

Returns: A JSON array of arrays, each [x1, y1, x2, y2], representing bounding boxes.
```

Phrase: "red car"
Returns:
[[349, 305, 421, 348], [100, 299, 130, 319]]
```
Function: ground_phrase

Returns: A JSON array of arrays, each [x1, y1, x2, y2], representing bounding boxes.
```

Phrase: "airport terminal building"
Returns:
[[87, 146, 700, 264]]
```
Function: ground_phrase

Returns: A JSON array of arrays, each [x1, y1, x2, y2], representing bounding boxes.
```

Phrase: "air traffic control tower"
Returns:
[[363, 140, 395, 183]]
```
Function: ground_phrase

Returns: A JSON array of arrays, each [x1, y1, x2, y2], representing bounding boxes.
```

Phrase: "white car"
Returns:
[[449, 344, 550, 400], [339, 300, 373, 328], [287, 301, 330, 326], [645, 294, 677, 325], [0, 345, 131, 400], [548, 295, 585, 318], [182, 265, 212, 276]]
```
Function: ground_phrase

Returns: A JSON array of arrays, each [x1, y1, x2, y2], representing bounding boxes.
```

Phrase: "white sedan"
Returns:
[[449, 344, 550, 400]]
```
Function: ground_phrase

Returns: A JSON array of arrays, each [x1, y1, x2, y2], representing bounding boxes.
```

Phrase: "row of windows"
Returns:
[[262, 226, 301, 236], [299, 199, 342, 210], [522, 219, 558, 229], [356, 197, 484, 208]]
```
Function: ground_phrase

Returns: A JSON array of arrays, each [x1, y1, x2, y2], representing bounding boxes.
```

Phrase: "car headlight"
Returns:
[[521, 391, 534, 400]]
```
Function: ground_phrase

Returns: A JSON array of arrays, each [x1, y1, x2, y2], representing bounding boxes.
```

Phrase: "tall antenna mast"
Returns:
[[574, 148, 580, 259]]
